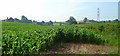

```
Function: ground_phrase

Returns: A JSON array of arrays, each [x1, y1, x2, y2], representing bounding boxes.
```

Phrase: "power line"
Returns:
[[97, 8, 100, 22], [118, 1, 120, 21]]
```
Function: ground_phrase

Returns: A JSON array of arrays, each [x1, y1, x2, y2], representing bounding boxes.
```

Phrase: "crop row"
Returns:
[[2, 27, 106, 54]]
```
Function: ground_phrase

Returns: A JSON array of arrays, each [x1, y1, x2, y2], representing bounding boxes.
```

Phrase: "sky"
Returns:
[[0, 0, 119, 22]]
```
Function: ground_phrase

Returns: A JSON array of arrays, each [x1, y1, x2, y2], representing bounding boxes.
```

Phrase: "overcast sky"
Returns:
[[0, 0, 119, 22]]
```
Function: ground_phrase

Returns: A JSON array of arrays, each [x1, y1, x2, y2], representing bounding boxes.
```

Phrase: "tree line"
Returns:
[[2, 15, 119, 26], [2, 15, 53, 26]]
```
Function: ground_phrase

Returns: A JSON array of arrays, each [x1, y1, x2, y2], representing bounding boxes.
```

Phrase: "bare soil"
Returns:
[[40, 43, 118, 54]]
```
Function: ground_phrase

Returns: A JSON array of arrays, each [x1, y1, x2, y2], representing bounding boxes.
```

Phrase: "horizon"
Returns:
[[0, 0, 118, 22]]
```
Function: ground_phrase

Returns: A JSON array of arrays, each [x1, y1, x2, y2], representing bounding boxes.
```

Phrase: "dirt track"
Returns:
[[40, 43, 118, 54]]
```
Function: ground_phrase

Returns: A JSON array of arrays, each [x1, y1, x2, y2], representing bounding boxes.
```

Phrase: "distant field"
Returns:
[[2, 21, 118, 54], [53, 23, 60, 26], [75, 22, 119, 46]]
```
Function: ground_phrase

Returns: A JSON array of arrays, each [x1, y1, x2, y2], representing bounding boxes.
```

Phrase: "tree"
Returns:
[[113, 19, 118, 21], [21, 15, 29, 23], [49, 21, 53, 25], [54, 21, 56, 23], [21, 15, 28, 21], [14, 18, 21, 22], [66, 16, 77, 25], [8, 17, 14, 22], [32, 20, 37, 24], [83, 17, 88, 23], [41, 21, 45, 23]]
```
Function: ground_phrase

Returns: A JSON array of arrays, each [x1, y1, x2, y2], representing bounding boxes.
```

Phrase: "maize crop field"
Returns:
[[1, 22, 119, 54]]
